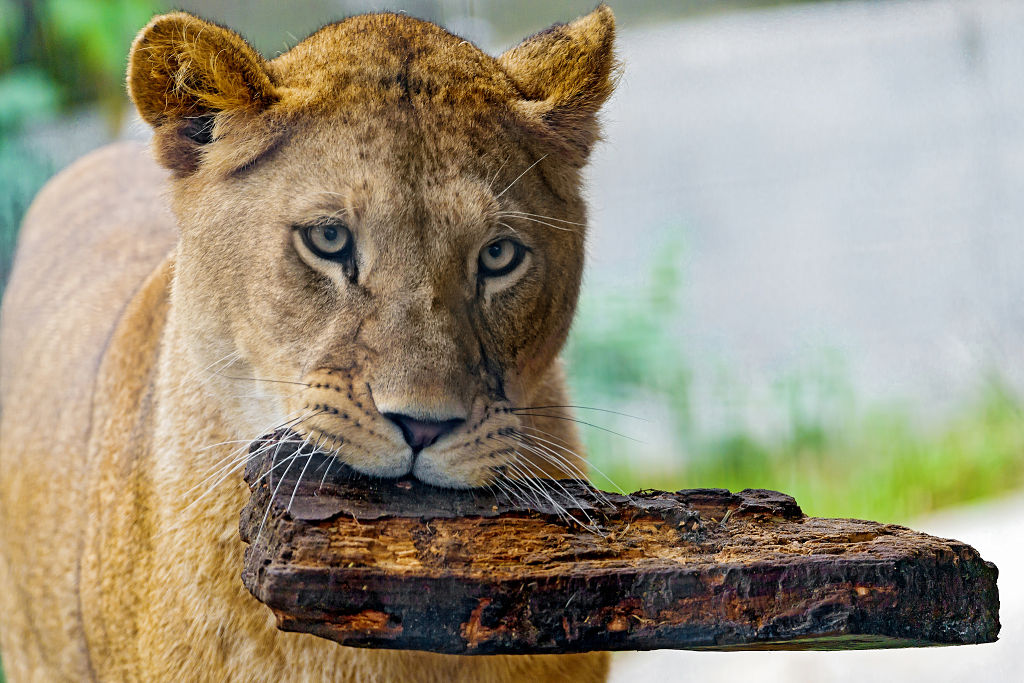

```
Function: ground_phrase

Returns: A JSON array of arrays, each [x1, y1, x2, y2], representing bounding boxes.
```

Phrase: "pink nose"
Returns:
[[384, 413, 464, 452]]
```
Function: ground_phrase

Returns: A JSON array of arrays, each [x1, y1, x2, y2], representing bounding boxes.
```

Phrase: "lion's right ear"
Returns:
[[127, 12, 279, 175]]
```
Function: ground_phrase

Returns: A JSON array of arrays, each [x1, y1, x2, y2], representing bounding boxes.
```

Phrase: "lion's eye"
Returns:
[[301, 222, 352, 261], [479, 239, 525, 278]]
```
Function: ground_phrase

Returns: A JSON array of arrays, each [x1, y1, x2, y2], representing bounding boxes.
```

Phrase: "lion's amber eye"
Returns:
[[479, 239, 525, 278], [301, 222, 352, 261]]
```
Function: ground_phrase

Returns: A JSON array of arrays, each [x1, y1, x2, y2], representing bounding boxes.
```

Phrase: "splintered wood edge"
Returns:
[[238, 432, 1001, 654]]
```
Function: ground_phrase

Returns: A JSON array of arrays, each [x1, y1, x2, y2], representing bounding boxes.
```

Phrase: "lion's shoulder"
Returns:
[[1, 139, 176, 456]]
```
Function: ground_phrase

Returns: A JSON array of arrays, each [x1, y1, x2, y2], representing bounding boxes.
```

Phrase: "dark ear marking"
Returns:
[[182, 114, 216, 146]]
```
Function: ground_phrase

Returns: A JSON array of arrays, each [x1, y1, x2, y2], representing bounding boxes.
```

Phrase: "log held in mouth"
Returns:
[[239, 430, 1000, 655]]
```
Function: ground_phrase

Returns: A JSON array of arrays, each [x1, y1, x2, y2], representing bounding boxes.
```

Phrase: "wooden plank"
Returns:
[[239, 430, 1000, 655]]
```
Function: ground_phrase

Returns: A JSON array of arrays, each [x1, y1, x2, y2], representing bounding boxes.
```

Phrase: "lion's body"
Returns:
[[0, 8, 615, 682]]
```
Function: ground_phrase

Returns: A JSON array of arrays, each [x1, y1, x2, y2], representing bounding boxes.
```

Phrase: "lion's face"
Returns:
[[129, 10, 615, 487]]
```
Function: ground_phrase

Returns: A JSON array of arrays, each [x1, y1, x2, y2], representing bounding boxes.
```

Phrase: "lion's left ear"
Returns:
[[499, 5, 618, 165]]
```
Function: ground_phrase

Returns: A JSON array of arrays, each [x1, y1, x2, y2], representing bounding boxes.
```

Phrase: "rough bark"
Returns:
[[239, 431, 1000, 654]]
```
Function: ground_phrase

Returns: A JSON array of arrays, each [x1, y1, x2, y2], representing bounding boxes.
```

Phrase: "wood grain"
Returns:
[[239, 430, 1000, 654]]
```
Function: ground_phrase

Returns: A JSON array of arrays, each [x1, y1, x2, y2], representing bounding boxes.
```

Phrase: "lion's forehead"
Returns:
[[269, 80, 526, 204], [270, 13, 518, 107], [270, 113, 514, 242]]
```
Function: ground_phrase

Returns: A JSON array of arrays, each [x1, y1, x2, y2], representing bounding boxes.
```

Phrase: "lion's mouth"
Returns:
[[244, 428, 458, 492]]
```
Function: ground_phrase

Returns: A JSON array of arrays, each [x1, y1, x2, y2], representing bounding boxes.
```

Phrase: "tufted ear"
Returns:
[[127, 12, 279, 175], [499, 5, 618, 166]]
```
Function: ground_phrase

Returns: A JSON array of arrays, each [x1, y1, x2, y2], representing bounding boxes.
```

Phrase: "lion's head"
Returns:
[[127, 8, 616, 488]]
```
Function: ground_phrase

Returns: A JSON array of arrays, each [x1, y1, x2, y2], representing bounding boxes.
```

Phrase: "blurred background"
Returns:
[[1, 0, 1020, 680]]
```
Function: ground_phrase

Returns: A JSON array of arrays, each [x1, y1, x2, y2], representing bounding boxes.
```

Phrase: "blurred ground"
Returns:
[[610, 493, 1023, 682]]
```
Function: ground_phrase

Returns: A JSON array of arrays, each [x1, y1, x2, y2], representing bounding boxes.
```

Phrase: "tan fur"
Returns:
[[0, 7, 616, 681]]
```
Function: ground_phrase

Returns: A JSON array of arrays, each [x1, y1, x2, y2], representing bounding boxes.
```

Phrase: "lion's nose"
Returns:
[[384, 413, 464, 452]]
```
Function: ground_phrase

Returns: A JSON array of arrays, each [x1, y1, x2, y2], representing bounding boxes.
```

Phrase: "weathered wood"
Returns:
[[239, 430, 1000, 655]]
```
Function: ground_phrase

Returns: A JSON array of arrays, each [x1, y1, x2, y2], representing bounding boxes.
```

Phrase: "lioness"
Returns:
[[0, 6, 616, 681]]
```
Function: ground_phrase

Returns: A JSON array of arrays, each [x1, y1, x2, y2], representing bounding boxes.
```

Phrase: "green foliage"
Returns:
[[682, 380, 1024, 523], [0, 0, 157, 131], [567, 236, 693, 439], [42, 0, 158, 109], [0, 66, 61, 131], [0, 0, 156, 289], [0, 0, 20, 72]]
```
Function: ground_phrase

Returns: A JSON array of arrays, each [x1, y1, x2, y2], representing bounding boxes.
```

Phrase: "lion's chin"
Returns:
[[410, 453, 486, 490], [344, 454, 484, 489], [340, 450, 415, 480]]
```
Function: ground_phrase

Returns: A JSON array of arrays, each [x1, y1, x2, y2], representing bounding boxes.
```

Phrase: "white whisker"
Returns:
[[502, 434, 615, 509], [286, 435, 322, 512], [515, 411, 644, 443], [499, 213, 572, 232], [516, 426, 626, 495], [501, 211, 586, 227], [486, 154, 511, 192], [183, 436, 307, 511], [184, 409, 317, 505], [496, 221, 524, 239], [499, 443, 598, 528], [317, 436, 344, 491], [495, 154, 548, 199], [254, 430, 314, 545], [190, 409, 317, 487], [195, 408, 309, 454], [501, 455, 574, 521]]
